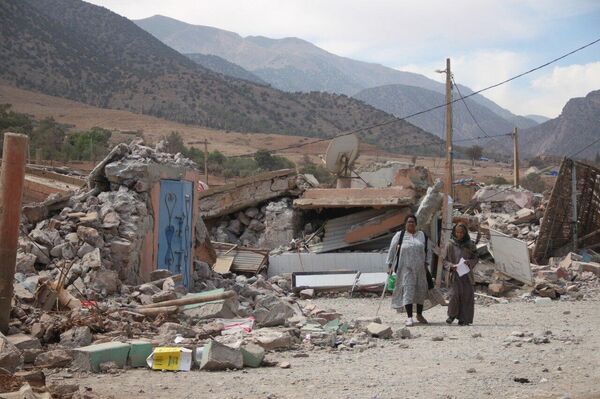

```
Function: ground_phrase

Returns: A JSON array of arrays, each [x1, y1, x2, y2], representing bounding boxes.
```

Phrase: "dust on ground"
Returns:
[[49, 296, 600, 399]]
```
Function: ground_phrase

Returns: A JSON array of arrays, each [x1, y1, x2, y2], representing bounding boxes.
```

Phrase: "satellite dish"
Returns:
[[325, 134, 360, 175]]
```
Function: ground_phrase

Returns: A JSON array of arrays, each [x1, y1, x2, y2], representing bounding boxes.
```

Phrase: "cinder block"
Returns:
[[240, 343, 264, 368], [72, 342, 131, 372], [127, 340, 153, 368]]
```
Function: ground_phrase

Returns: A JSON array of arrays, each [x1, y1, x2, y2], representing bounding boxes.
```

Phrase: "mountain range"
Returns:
[[0, 0, 440, 153], [134, 14, 539, 134], [520, 90, 600, 159]]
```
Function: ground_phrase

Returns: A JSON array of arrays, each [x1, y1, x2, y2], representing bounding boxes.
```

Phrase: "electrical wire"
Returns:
[[451, 75, 513, 152], [567, 135, 600, 159], [227, 37, 600, 159]]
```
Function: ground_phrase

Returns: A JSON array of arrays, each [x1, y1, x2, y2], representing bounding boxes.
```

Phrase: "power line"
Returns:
[[228, 37, 600, 159], [567, 135, 600, 159], [451, 75, 513, 152]]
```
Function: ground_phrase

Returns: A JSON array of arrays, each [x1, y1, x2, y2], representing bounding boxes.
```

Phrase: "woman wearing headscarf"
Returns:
[[386, 214, 432, 327], [444, 222, 479, 325]]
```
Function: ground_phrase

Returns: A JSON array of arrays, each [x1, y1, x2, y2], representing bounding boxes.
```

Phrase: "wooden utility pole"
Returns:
[[203, 139, 209, 185], [0, 133, 28, 334], [571, 162, 578, 251], [512, 127, 520, 187], [435, 58, 453, 288]]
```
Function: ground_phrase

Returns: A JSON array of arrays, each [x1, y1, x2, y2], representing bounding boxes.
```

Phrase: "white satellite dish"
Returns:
[[325, 134, 360, 175]]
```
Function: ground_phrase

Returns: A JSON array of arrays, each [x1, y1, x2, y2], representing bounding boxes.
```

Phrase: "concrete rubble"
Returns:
[[3, 138, 599, 397]]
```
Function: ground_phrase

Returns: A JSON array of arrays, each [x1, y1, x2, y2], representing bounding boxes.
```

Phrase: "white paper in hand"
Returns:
[[456, 258, 470, 277]]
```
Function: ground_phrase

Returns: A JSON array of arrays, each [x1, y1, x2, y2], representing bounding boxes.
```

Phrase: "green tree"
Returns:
[[254, 149, 294, 171], [64, 127, 112, 161], [164, 131, 186, 154]]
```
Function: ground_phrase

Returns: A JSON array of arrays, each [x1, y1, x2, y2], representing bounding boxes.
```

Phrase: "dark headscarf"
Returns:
[[450, 222, 477, 253]]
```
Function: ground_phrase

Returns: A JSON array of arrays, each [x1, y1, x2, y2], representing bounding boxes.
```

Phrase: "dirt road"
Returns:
[[49, 296, 599, 399]]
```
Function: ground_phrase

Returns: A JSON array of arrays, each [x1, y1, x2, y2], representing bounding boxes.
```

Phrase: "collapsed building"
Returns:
[[1, 136, 599, 396]]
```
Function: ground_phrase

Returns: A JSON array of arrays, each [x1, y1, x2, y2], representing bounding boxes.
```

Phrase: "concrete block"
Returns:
[[72, 342, 130, 373], [35, 349, 73, 368], [299, 289, 314, 299], [6, 333, 41, 351], [200, 340, 243, 371], [127, 340, 153, 368], [254, 329, 294, 351], [366, 322, 392, 339], [0, 333, 24, 372], [240, 343, 265, 368], [574, 261, 600, 276]]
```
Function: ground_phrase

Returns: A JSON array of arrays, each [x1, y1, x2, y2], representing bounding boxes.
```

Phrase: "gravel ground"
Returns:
[[49, 295, 600, 399]]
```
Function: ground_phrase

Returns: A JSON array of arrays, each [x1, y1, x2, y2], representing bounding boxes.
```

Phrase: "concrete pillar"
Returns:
[[0, 133, 28, 334]]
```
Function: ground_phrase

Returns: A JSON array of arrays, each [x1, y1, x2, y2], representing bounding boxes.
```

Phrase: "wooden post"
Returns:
[[513, 127, 520, 187], [203, 139, 209, 185], [0, 133, 28, 334], [435, 58, 453, 288]]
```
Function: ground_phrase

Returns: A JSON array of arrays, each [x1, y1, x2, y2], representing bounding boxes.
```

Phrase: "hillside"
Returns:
[[135, 14, 538, 130], [185, 53, 267, 85], [520, 90, 600, 159], [0, 0, 440, 153], [354, 84, 518, 152]]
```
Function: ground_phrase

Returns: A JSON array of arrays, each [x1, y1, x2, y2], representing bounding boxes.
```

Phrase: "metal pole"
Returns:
[[435, 58, 453, 288], [571, 161, 578, 251], [513, 127, 520, 187], [203, 139, 209, 185], [0, 133, 28, 334]]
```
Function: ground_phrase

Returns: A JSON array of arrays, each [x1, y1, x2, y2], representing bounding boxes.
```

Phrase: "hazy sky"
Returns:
[[88, 0, 600, 118]]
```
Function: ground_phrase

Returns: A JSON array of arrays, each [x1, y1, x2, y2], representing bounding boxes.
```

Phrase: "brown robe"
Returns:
[[443, 237, 479, 324]]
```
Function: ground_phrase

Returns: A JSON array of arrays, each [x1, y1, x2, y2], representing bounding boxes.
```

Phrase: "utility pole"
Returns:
[[512, 127, 520, 187], [571, 161, 578, 251], [435, 58, 453, 288], [0, 133, 28, 334], [202, 139, 209, 185]]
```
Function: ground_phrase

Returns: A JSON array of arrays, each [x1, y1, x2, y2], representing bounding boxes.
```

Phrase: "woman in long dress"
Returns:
[[386, 214, 432, 327], [444, 222, 479, 325]]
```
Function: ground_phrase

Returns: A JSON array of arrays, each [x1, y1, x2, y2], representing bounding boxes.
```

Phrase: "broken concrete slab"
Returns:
[[0, 332, 24, 372], [199, 169, 299, 219], [199, 340, 243, 371], [294, 187, 416, 209], [252, 295, 296, 327], [72, 342, 130, 373], [6, 333, 41, 352], [366, 323, 392, 339], [60, 327, 93, 349], [34, 349, 73, 368], [253, 329, 294, 351]]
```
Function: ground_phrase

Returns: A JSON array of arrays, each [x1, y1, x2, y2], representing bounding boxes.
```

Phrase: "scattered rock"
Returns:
[[431, 336, 444, 342], [34, 349, 73, 368], [60, 327, 93, 348], [366, 323, 392, 339], [200, 340, 243, 371], [0, 332, 24, 372]]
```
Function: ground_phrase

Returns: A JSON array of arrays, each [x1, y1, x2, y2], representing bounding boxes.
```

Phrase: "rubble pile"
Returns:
[[211, 197, 297, 248], [466, 185, 600, 300]]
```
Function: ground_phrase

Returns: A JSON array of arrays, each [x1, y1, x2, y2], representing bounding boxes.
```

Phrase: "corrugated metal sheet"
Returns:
[[213, 242, 268, 274], [309, 209, 397, 253]]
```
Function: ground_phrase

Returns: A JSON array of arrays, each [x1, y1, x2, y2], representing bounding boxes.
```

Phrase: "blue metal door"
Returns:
[[158, 180, 193, 288]]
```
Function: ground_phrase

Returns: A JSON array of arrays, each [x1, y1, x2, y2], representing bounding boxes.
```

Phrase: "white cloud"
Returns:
[[525, 62, 600, 116]]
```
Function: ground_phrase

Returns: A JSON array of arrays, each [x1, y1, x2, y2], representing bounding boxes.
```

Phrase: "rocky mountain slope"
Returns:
[[0, 0, 439, 153], [520, 90, 600, 159], [185, 53, 267, 85], [353, 84, 516, 151], [135, 14, 538, 130]]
